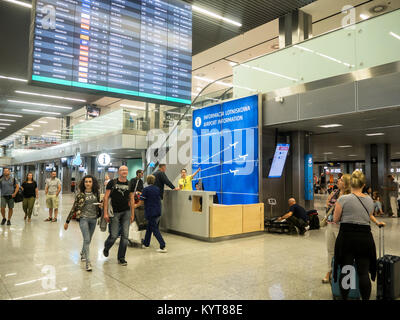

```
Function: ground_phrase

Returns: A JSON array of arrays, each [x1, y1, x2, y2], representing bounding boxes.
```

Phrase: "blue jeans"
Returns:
[[143, 216, 165, 249], [104, 210, 131, 260], [79, 218, 97, 263]]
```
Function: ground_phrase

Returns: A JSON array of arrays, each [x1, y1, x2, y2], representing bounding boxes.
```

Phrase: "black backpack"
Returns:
[[307, 210, 320, 230]]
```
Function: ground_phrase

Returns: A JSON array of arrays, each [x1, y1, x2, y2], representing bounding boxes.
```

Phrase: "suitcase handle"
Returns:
[[379, 225, 384, 258]]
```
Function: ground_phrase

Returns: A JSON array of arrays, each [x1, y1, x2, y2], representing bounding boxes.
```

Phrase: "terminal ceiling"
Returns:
[[0, 0, 316, 141]]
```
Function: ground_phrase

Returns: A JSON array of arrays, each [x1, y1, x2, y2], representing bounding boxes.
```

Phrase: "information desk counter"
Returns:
[[160, 190, 264, 242]]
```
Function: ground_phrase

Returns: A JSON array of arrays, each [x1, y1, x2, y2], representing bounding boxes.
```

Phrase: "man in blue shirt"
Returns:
[[134, 174, 167, 253], [276, 198, 309, 235], [0, 168, 19, 226]]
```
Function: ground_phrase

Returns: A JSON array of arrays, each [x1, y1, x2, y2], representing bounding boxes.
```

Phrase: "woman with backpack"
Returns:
[[64, 175, 102, 272], [333, 170, 385, 300]]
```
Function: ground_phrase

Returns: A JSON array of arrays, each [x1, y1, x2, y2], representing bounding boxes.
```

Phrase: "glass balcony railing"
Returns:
[[71, 108, 150, 141], [233, 8, 400, 98]]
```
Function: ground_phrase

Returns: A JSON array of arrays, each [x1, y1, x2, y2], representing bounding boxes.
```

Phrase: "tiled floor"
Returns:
[[0, 192, 399, 300]]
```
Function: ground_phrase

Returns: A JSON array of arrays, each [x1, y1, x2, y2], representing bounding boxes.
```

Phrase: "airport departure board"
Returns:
[[29, 0, 192, 105]]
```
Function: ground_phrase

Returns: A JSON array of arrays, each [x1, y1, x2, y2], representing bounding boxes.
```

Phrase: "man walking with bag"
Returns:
[[0, 168, 20, 226], [103, 166, 134, 266]]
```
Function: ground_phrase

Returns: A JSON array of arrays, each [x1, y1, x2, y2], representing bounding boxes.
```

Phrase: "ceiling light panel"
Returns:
[[192, 5, 242, 27], [0, 113, 23, 118], [0, 75, 27, 82], [8, 100, 73, 110], [318, 124, 343, 128], [15, 91, 86, 102], [4, 0, 32, 8], [22, 109, 61, 115], [0, 119, 16, 122]]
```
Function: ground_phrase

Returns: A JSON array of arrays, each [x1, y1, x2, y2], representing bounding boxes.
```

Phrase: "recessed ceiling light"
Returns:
[[360, 14, 369, 20], [366, 133, 385, 136], [338, 145, 352, 148], [8, 100, 73, 110], [46, 117, 58, 119], [369, 5, 387, 13], [15, 91, 86, 102], [192, 5, 242, 27], [318, 124, 343, 128], [229, 62, 238, 67], [0, 113, 23, 118], [38, 121, 48, 124], [22, 109, 61, 115], [31, 125, 41, 127], [0, 123, 12, 126], [25, 128, 34, 131]]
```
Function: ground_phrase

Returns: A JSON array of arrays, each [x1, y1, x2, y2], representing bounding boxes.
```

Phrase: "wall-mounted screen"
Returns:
[[268, 143, 290, 178], [29, 0, 192, 105], [86, 105, 100, 118]]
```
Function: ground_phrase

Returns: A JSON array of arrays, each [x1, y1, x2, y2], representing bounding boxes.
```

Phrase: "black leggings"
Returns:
[[339, 254, 371, 300]]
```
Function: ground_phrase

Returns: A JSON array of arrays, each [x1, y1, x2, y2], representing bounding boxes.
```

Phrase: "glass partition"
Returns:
[[233, 9, 400, 98]]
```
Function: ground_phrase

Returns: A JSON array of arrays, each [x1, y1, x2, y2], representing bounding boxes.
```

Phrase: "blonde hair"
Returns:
[[350, 170, 366, 189], [147, 174, 155, 185], [341, 174, 352, 195]]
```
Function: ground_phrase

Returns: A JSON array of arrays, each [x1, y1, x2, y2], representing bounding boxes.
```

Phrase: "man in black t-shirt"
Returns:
[[103, 166, 134, 266], [276, 198, 309, 235]]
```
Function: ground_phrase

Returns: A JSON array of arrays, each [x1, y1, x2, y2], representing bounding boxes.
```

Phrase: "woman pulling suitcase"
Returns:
[[333, 170, 385, 300], [64, 175, 103, 271]]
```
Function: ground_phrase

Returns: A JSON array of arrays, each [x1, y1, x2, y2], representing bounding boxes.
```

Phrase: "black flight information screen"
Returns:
[[29, 0, 192, 105]]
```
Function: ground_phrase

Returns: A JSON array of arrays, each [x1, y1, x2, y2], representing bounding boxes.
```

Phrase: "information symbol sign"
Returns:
[[97, 153, 111, 166]]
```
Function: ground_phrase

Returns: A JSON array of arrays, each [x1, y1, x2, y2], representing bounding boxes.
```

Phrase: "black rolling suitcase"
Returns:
[[265, 218, 291, 234], [376, 226, 400, 300]]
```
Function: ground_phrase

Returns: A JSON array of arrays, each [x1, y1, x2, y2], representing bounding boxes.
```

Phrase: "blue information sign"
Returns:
[[192, 95, 259, 205], [305, 154, 313, 201]]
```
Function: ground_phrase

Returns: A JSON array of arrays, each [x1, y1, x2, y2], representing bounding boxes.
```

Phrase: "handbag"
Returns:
[[14, 189, 23, 203], [321, 205, 334, 228], [99, 208, 107, 232]]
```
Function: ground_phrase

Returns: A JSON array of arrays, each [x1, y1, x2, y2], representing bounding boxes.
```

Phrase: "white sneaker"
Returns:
[[156, 248, 168, 253], [305, 225, 310, 231], [86, 262, 92, 272]]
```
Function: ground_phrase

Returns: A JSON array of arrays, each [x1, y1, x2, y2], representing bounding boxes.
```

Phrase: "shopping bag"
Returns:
[[33, 201, 39, 216], [128, 221, 142, 244]]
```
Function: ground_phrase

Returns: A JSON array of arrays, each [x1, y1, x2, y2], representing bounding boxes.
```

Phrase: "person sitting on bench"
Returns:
[[276, 198, 309, 235]]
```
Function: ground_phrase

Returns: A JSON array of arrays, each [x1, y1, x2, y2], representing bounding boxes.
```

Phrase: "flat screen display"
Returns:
[[86, 105, 100, 117], [29, 0, 192, 105], [268, 143, 290, 178]]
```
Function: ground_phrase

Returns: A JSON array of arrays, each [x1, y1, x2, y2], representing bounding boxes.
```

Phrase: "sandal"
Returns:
[[51, 218, 57, 222], [44, 217, 52, 222]]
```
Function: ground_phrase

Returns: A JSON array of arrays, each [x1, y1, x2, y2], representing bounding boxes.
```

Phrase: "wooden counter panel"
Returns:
[[210, 205, 243, 237], [242, 203, 264, 233]]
